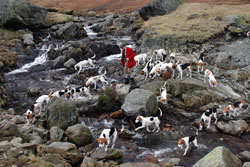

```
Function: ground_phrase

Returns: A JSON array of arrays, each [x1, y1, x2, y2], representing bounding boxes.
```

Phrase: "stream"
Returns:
[[3, 16, 250, 166]]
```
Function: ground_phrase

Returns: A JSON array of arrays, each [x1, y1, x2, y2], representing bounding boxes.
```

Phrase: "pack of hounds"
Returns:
[[26, 32, 250, 156]]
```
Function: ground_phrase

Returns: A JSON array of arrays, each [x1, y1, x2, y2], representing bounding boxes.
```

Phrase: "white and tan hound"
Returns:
[[178, 130, 199, 156], [199, 106, 219, 130], [96, 127, 118, 151], [224, 100, 245, 117], [74, 54, 96, 74], [204, 69, 217, 88], [86, 70, 108, 89]]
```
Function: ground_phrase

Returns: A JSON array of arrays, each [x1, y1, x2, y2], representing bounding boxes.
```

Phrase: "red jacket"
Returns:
[[120, 47, 136, 68]]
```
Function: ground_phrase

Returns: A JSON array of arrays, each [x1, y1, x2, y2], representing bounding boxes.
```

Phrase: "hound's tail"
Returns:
[[91, 54, 96, 59]]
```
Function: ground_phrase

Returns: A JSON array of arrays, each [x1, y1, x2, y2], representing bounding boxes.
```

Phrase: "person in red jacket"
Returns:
[[120, 43, 136, 85]]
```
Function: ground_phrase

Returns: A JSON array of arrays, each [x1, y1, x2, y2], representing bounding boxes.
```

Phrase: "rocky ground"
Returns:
[[0, 0, 250, 167]]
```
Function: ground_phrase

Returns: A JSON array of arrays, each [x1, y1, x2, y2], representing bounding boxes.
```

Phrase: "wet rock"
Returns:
[[64, 124, 92, 147], [88, 11, 96, 17], [44, 142, 82, 165], [75, 95, 99, 116], [121, 88, 158, 118], [115, 84, 131, 103], [52, 22, 87, 39], [239, 151, 250, 162], [0, 0, 47, 29], [139, 80, 165, 95], [243, 162, 250, 167], [66, 46, 83, 62], [52, 55, 66, 68], [216, 120, 248, 136], [50, 126, 64, 142], [146, 154, 158, 163], [224, 15, 239, 25], [64, 58, 76, 68], [22, 33, 34, 45], [90, 148, 123, 162], [158, 158, 181, 167], [0, 141, 12, 152], [27, 85, 41, 97], [44, 97, 79, 130], [81, 156, 119, 167], [10, 115, 26, 124], [119, 162, 160, 167], [193, 146, 242, 167], [119, 128, 135, 140], [139, 0, 182, 21], [90, 24, 102, 33], [228, 26, 243, 35]]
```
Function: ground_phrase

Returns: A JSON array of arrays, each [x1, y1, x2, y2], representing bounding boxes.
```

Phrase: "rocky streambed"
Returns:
[[1, 1, 250, 167]]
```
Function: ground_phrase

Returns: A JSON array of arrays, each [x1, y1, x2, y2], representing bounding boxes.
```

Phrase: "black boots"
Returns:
[[129, 77, 136, 86], [124, 77, 130, 84]]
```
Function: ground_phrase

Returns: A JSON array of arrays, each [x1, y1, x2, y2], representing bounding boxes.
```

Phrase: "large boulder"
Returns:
[[50, 126, 64, 142], [121, 88, 158, 118], [44, 97, 79, 130], [139, 0, 183, 21], [64, 124, 92, 147], [192, 146, 242, 167], [0, 0, 47, 29], [90, 148, 123, 162], [52, 22, 87, 39], [81, 156, 119, 167], [119, 162, 160, 167], [243, 162, 250, 167], [75, 95, 99, 116], [44, 142, 82, 165], [216, 120, 248, 136]]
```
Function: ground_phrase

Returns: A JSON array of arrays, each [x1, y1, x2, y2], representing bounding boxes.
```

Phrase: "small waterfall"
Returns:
[[84, 24, 97, 36]]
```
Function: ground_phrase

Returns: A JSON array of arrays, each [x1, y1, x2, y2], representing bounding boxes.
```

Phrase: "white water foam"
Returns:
[[6, 52, 48, 75], [84, 24, 97, 36]]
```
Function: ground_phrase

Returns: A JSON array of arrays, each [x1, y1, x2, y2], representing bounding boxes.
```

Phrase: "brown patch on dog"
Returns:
[[172, 64, 177, 69], [140, 71, 145, 75], [110, 109, 124, 119], [65, 93, 71, 99], [35, 105, 40, 110], [96, 138, 107, 145], [236, 99, 245, 104], [153, 50, 157, 54], [157, 69, 161, 74], [161, 98, 168, 103], [200, 121, 205, 125], [161, 71, 172, 79], [197, 62, 204, 66], [178, 139, 185, 144], [189, 64, 192, 70], [212, 81, 217, 86], [224, 106, 230, 113], [136, 116, 142, 121], [28, 113, 33, 119]]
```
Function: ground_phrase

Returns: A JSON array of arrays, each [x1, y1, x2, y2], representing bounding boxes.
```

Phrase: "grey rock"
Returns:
[[44, 142, 81, 165], [192, 146, 242, 167], [239, 151, 250, 162], [243, 162, 250, 167], [0, 141, 13, 152], [53, 22, 87, 39], [22, 33, 34, 45], [75, 95, 99, 116], [224, 15, 239, 25], [44, 97, 79, 130], [0, 0, 47, 29], [119, 162, 160, 167], [216, 120, 248, 136], [121, 88, 158, 118], [64, 124, 92, 147], [225, 32, 232, 42], [115, 84, 131, 103], [50, 126, 64, 142], [88, 11, 96, 17], [41, 154, 72, 167], [10, 115, 26, 124], [90, 148, 123, 162], [27, 85, 41, 97], [139, 0, 183, 21], [64, 58, 77, 68]]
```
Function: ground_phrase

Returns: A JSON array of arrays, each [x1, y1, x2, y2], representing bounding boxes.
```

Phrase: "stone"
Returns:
[[158, 158, 181, 167], [119, 128, 135, 140], [88, 11, 96, 17], [146, 154, 158, 163], [44, 97, 79, 130], [75, 95, 99, 116], [52, 22, 87, 39], [64, 58, 77, 68], [64, 124, 92, 147], [243, 162, 250, 167], [22, 33, 34, 45], [10, 115, 26, 124], [90, 148, 123, 162], [216, 120, 248, 136], [192, 146, 242, 167], [115, 84, 131, 103], [139, 0, 182, 21], [0, 141, 12, 152], [44, 142, 82, 165], [224, 15, 239, 25], [50, 126, 64, 142], [121, 88, 158, 118], [239, 151, 250, 162], [0, 0, 47, 29], [119, 162, 160, 167], [43, 12, 79, 27], [80, 157, 98, 167], [27, 86, 41, 97]]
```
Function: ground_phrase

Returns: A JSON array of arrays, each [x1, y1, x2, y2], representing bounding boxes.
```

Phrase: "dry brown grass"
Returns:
[[142, 3, 250, 42]]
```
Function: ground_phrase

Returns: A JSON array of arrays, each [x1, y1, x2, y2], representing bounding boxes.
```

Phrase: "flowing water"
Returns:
[[3, 16, 250, 166]]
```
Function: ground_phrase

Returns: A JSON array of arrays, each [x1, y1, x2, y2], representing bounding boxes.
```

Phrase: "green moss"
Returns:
[[98, 86, 121, 113]]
